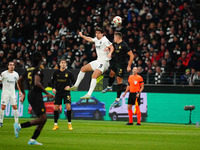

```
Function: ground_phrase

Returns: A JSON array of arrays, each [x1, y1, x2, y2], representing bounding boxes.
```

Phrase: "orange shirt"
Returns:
[[128, 74, 144, 93]]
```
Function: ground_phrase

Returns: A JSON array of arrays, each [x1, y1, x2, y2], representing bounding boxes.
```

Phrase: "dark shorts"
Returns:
[[110, 61, 126, 78], [54, 93, 71, 105], [28, 91, 46, 117], [128, 92, 140, 105]]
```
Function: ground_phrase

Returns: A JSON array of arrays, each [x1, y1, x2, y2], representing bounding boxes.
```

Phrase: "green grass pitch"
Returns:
[[0, 118, 200, 150]]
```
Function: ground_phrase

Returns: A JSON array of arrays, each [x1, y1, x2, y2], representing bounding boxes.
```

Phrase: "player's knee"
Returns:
[[127, 106, 132, 110], [40, 116, 47, 124], [81, 67, 86, 72], [1, 105, 6, 110], [54, 105, 59, 111], [109, 73, 115, 78], [12, 106, 17, 110]]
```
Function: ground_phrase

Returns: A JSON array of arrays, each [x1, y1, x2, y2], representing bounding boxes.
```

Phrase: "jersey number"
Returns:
[[98, 64, 103, 68], [28, 72, 32, 85]]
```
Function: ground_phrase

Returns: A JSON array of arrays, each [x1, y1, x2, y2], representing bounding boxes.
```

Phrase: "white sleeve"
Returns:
[[92, 37, 97, 43], [104, 37, 112, 47], [0, 74, 2, 81], [0, 72, 4, 81], [16, 73, 19, 82]]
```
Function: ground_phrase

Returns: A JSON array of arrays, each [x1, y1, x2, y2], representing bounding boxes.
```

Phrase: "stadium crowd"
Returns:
[[0, 0, 200, 85]]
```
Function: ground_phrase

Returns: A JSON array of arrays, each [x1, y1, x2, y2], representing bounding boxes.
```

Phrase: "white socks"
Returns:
[[87, 78, 97, 96], [0, 109, 4, 123], [54, 123, 57, 125], [0, 109, 19, 123], [74, 71, 85, 87], [13, 110, 19, 123]]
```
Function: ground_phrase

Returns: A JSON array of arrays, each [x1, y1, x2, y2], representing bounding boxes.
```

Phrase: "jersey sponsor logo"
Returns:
[[7, 80, 15, 83], [65, 73, 68, 78], [134, 81, 137, 85], [27, 67, 35, 71]]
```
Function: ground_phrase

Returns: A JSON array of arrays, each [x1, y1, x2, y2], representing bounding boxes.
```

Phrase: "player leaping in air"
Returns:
[[101, 32, 134, 104], [67, 27, 114, 99]]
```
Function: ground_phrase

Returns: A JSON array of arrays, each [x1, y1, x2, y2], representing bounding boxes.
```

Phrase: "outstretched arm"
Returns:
[[105, 44, 114, 58], [79, 32, 93, 43], [127, 51, 134, 72]]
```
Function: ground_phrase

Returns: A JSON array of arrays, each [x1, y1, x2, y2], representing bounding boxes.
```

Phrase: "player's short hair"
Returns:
[[95, 27, 104, 33], [114, 32, 122, 38], [59, 59, 67, 64], [7, 61, 14, 67], [32, 52, 42, 67]]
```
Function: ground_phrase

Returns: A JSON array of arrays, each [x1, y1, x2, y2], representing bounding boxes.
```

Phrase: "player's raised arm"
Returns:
[[79, 32, 93, 43]]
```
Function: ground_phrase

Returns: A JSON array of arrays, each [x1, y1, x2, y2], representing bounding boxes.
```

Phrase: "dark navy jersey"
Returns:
[[22, 66, 44, 93], [51, 69, 75, 95], [112, 41, 131, 63]]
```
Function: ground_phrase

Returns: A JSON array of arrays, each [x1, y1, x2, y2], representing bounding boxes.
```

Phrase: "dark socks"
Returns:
[[31, 129, 41, 140], [21, 121, 31, 128], [67, 110, 71, 122], [108, 77, 115, 87], [54, 111, 59, 123], [117, 84, 124, 98]]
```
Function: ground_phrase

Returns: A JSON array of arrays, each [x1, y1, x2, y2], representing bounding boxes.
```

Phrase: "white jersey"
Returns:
[[0, 70, 19, 96], [92, 36, 112, 61]]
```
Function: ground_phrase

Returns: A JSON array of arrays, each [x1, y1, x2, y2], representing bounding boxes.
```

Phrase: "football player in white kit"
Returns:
[[0, 62, 20, 127], [68, 27, 114, 99]]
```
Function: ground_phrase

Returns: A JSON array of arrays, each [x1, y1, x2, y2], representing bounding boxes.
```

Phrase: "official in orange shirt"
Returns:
[[122, 67, 144, 125]]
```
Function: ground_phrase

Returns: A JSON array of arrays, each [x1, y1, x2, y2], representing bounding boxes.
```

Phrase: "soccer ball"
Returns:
[[113, 16, 122, 26]]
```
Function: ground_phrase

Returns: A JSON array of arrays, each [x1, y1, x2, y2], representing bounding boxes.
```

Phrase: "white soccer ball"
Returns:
[[113, 16, 122, 26]]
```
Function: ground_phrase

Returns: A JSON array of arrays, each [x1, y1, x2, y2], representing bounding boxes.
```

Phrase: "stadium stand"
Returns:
[[0, 0, 200, 85]]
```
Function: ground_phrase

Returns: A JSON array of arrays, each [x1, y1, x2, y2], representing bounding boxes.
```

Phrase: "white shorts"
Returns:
[[89, 60, 110, 73], [1, 93, 17, 106]]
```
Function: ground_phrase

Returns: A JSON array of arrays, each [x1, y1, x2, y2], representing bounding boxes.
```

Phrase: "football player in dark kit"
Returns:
[[51, 59, 75, 131], [15, 52, 54, 145], [102, 32, 134, 104]]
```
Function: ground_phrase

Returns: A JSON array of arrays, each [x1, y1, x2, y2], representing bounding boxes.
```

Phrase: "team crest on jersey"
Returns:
[[65, 73, 68, 78], [100, 41, 102, 44], [37, 71, 41, 75], [119, 46, 121, 49], [134, 81, 137, 84]]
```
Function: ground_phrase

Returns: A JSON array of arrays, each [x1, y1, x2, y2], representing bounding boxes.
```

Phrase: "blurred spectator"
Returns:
[[178, 51, 189, 67], [154, 66, 164, 84], [188, 68, 198, 85], [193, 70, 200, 85], [57, 50, 65, 62], [188, 55, 200, 70], [181, 69, 191, 85]]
